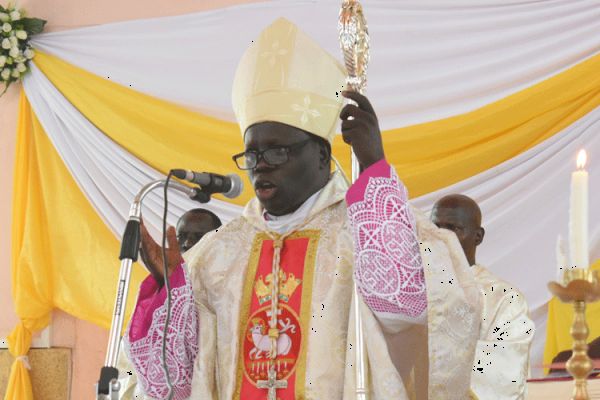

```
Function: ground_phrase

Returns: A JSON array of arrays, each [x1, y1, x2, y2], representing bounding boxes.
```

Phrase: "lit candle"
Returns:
[[569, 149, 589, 269]]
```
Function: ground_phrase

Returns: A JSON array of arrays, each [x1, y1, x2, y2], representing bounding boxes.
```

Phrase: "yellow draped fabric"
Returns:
[[33, 50, 600, 199], [5, 93, 146, 400], [543, 259, 600, 368], [7, 49, 600, 398], [5, 94, 50, 400]]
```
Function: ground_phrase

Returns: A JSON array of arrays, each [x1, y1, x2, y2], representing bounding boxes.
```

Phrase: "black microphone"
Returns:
[[171, 169, 243, 199]]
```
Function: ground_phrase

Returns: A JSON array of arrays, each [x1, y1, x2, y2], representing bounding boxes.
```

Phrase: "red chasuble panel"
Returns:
[[234, 231, 320, 400]]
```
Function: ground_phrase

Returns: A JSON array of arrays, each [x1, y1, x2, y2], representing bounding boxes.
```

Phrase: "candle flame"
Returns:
[[577, 149, 587, 170]]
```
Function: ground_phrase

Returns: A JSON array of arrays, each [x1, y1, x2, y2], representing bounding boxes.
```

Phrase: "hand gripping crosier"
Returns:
[[338, 1, 371, 399]]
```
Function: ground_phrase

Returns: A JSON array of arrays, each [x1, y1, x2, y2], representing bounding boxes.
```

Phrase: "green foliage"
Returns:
[[20, 18, 46, 35]]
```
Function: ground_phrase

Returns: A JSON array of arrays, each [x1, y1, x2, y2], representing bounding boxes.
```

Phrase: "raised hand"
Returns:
[[340, 90, 385, 169], [139, 221, 183, 287]]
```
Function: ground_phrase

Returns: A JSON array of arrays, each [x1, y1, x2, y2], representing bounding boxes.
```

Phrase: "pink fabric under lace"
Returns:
[[346, 159, 427, 319], [124, 265, 198, 400]]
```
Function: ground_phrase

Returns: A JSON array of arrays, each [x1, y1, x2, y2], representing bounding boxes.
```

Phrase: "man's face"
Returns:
[[244, 122, 326, 216], [431, 205, 482, 265], [176, 214, 219, 252]]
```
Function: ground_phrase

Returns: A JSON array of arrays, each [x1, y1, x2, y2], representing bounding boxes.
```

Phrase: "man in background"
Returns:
[[431, 194, 535, 399], [176, 208, 222, 252]]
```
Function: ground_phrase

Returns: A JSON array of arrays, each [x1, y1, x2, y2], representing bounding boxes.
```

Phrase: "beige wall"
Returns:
[[0, 0, 257, 397], [0, 80, 20, 340]]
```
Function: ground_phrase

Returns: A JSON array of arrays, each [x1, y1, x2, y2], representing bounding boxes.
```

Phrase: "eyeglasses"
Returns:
[[232, 139, 312, 170]]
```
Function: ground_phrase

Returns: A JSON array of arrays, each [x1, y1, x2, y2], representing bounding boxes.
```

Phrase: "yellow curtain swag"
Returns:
[[33, 50, 600, 199], [33, 52, 250, 204]]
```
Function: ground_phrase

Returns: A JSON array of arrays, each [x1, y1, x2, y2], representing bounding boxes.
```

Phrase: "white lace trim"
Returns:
[[347, 167, 427, 319], [123, 270, 199, 400]]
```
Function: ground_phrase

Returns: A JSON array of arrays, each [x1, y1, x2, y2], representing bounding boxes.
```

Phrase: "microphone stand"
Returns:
[[96, 179, 205, 399]]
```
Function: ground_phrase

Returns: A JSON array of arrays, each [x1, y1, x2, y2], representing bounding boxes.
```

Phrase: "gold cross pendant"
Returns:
[[256, 365, 287, 400]]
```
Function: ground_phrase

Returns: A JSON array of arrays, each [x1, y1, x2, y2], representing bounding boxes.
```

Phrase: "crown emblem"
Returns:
[[254, 270, 302, 305]]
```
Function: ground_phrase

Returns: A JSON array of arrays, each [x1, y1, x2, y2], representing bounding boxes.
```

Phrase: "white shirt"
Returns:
[[263, 188, 323, 234]]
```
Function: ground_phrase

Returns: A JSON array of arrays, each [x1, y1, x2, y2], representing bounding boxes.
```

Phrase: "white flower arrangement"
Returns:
[[0, 3, 46, 95]]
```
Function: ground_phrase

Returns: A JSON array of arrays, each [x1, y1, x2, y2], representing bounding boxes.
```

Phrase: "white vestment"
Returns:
[[470, 264, 534, 399], [118, 170, 482, 399]]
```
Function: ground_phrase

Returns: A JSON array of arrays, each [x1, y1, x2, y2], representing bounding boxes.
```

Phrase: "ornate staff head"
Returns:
[[338, 0, 370, 94]]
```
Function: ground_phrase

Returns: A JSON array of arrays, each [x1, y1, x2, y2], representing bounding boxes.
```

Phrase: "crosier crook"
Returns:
[[338, 1, 371, 399]]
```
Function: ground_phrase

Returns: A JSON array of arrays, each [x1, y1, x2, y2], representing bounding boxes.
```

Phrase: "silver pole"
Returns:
[[352, 148, 368, 399], [339, 1, 371, 397], [353, 281, 368, 400], [352, 153, 369, 400], [104, 258, 133, 367]]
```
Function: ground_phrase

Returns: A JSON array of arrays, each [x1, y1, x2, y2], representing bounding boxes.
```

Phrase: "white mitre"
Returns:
[[231, 17, 346, 144]]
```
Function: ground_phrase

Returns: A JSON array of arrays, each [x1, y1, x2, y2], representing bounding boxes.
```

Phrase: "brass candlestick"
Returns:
[[548, 268, 600, 400]]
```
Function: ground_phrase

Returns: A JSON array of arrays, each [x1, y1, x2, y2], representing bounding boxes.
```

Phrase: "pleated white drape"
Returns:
[[32, 0, 600, 128]]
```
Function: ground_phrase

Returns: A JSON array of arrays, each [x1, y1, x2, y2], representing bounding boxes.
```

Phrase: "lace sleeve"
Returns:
[[346, 159, 427, 325], [123, 264, 199, 400]]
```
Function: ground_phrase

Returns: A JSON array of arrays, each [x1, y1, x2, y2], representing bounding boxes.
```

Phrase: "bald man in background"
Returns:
[[431, 194, 535, 399]]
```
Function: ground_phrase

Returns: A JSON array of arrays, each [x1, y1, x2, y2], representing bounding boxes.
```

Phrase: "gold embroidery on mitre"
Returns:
[[255, 270, 302, 305], [291, 95, 321, 126]]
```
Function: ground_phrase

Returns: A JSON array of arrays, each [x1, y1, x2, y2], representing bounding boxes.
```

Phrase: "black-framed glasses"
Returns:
[[232, 139, 312, 170]]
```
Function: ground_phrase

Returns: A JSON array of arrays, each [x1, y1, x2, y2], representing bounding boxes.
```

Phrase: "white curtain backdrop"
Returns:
[[31, 0, 600, 129], [22, 0, 600, 377]]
